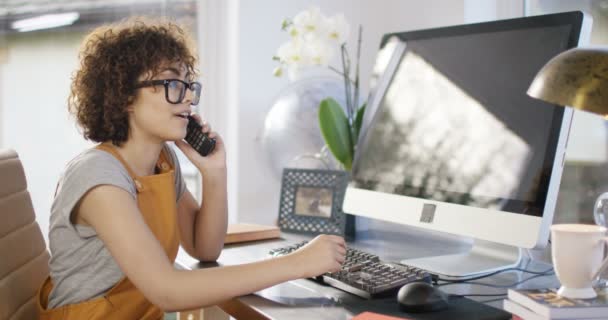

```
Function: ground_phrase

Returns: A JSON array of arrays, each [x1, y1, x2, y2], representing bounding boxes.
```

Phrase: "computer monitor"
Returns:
[[343, 11, 592, 277]]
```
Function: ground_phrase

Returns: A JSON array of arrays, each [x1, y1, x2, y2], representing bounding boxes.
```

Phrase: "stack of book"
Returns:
[[504, 288, 608, 320]]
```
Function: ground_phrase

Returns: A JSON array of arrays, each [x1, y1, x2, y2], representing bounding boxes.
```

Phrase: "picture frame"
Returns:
[[277, 168, 354, 237]]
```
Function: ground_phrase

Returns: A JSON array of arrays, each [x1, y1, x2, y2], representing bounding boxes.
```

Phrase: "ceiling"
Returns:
[[0, 0, 197, 34]]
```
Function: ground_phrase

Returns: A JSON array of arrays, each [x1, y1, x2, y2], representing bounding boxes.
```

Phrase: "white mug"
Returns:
[[551, 224, 608, 299]]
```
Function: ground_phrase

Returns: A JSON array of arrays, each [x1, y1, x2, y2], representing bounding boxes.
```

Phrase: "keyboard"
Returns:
[[269, 241, 432, 299]]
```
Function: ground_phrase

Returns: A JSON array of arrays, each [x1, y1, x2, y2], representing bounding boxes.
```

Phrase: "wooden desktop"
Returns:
[[176, 226, 559, 320]]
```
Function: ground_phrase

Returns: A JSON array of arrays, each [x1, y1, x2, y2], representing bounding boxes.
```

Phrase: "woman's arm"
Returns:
[[177, 169, 227, 261], [175, 114, 229, 261], [77, 184, 346, 312]]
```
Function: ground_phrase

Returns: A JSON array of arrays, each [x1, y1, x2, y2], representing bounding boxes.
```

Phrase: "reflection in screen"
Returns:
[[357, 52, 530, 209]]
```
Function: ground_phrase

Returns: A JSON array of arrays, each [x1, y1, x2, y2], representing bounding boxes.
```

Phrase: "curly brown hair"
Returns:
[[69, 17, 198, 145]]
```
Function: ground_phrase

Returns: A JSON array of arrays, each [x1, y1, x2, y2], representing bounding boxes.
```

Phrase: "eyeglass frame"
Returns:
[[135, 79, 202, 105]]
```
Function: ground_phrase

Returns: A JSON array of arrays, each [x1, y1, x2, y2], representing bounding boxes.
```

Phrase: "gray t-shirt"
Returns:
[[47, 144, 186, 309]]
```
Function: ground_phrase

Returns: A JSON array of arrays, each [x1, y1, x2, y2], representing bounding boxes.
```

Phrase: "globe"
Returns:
[[594, 192, 608, 227], [261, 76, 348, 178]]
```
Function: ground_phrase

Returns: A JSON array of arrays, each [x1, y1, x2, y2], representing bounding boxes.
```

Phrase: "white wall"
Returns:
[[235, 0, 469, 225], [464, 0, 523, 22], [0, 32, 92, 244]]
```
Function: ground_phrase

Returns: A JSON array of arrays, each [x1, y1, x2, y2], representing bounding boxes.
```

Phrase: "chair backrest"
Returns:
[[0, 149, 49, 320]]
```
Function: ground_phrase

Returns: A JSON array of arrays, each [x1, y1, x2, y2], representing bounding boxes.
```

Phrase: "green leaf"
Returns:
[[319, 98, 353, 170], [353, 103, 366, 145]]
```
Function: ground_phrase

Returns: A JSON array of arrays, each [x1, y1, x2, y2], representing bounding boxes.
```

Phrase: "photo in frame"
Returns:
[[277, 168, 354, 237]]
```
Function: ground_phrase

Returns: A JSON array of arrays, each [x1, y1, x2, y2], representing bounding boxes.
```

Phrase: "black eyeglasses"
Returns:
[[135, 79, 202, 105]]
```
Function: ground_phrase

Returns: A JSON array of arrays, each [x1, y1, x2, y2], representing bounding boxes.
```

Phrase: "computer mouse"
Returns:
[[397, 281, 449, 313]]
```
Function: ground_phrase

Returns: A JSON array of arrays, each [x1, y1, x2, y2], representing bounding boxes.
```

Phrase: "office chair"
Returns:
[[0, 149, 50, 320]]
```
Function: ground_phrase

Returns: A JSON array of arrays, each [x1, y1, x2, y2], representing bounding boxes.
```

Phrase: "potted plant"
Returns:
[[273, 7, 365, 171]]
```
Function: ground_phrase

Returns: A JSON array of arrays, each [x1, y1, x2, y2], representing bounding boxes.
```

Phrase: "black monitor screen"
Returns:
[[352, 13, 585, 217]]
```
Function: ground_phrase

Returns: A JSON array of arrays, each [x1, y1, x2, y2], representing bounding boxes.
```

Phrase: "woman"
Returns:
[[37, 18, 346, 319]]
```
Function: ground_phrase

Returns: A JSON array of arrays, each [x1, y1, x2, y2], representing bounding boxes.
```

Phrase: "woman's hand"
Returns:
[[175, 113, 227, 174], [287, 235, 346, 278]]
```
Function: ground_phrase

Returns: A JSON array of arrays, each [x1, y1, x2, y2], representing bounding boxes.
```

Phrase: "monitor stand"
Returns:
[[400, 239, 523, 277]]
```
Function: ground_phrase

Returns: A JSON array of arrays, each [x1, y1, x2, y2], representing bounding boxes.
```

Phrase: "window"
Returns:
[[0, 0, 200, 242]]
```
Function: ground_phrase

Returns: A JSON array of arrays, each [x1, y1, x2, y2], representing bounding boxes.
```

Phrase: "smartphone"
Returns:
[[185, 116, 216, 156]]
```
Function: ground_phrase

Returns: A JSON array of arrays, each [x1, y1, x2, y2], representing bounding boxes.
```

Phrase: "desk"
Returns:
[[176, 229, 558, 319]]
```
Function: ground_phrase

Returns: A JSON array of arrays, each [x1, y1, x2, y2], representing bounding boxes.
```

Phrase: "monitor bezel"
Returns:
[[344, 11, 591, 249]]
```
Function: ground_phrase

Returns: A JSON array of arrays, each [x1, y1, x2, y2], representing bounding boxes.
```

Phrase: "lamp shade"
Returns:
[[527, 47, 608, 116]]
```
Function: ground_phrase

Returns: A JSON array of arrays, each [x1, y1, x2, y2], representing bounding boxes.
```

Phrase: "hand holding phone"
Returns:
[[184, 116, 216, 156]]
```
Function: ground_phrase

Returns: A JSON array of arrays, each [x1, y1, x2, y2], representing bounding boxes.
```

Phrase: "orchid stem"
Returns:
[[328, 65, 356, 85], [341, 44, 353, 125], [341, 44, 356, 157], [353, 25, 362, 116]]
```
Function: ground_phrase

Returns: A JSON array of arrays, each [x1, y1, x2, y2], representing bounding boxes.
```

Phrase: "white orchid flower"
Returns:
[[277, 40, 306, 65], [277, 39, 312, 80], [326, 13, 350, 44], [287, 25, 299, 38], [275, 8, 356, 82], [293, 6, 327, 41], [304, 39, 335, 66], [272, 66, 283, 77]]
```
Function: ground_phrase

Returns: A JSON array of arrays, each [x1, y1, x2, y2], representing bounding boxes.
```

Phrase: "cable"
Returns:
[[432, 266, 554, 284], [447, 289, 512, 301], [437, 266, 554, 280], [502, 271, 555, 288], [477, 297, 509, 304], [438, 270, 554, 289], [451, 293, 507, 298]]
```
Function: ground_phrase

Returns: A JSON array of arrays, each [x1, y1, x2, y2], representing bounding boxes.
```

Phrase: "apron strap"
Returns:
[[95, 143, 174, 192], [156, 147, 174, 172], [96, 142, 144, 192]]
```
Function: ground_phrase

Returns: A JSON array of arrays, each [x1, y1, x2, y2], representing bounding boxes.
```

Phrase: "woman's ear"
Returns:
[[126, 95, 136, 111]]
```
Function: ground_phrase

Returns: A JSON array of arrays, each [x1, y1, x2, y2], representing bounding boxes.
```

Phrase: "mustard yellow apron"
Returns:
[[38, 143, 181, 319]]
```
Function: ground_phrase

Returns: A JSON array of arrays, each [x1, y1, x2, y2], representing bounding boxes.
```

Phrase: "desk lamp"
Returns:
[[527, 47, 608, 227], [528, 47, 608, 294]]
